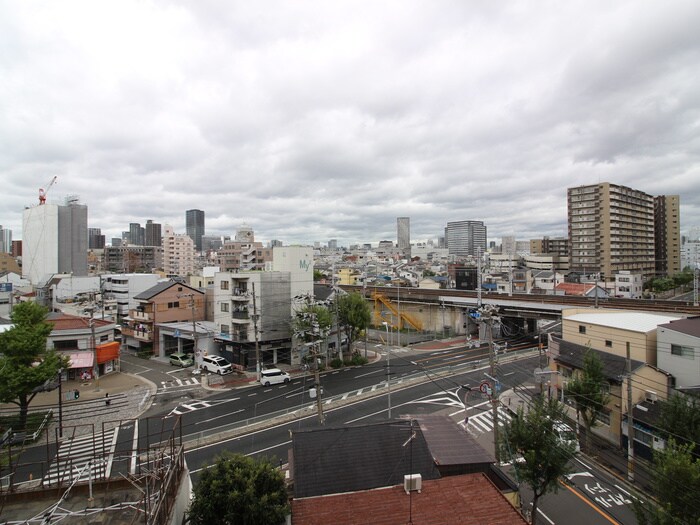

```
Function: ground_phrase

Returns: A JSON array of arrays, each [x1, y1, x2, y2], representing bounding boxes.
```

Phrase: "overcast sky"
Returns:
[[1, 1, 699, 247]]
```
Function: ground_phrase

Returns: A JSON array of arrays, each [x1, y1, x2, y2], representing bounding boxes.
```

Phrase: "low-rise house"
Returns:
[[289, 416, 525, 524], [47, 312, 119, 381], [122, 280, 205, 357], [562, 308, 682, 367], [657, 317, 700, 388], [549, 337, 672, 445], [555, 282, 609, 298], [614, 270, 644, 299]]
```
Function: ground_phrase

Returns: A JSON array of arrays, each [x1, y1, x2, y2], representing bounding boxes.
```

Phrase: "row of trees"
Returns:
[[645, 267, 697, 294]]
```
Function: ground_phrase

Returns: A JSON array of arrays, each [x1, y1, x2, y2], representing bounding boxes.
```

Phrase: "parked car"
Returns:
[[260, 368, 291, 386], [169, 352, 194, 368], [201, 355, 233, 375]]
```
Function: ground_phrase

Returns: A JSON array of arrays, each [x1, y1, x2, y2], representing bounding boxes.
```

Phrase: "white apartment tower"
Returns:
[[22, 198, 88, 284], [162, 224, 195, 276]]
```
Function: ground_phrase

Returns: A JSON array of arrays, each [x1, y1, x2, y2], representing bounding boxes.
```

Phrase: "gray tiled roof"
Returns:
[[291, 420, 440, 498], [553, 337, 644, 382], [133, 280, 202, 300]]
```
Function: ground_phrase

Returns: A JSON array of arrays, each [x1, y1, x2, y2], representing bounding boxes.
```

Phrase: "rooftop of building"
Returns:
[[564, 310, 682, 333]]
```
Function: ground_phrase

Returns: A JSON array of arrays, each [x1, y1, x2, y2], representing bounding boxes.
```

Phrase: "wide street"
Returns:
[[14, 341, 640, 524]]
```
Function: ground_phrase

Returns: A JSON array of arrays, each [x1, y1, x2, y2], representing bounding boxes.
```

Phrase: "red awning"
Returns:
[[60, 351, 94, 369], [96, 341, 120, 364]]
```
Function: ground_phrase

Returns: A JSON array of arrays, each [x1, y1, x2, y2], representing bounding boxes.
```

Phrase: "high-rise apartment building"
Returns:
[[186, 209, 205, 252], [88, 227, 105, 249], [162, 224, 195, 276], [397, 217, 410, 251], [0, 225, 12, 253], [567, 183, 655, 279], [22, 198, 88, 284], [128, 222, 145, 246], [445, 220, 487, 258], [145, 220, 162, 247], [530, 237, 569, 256], [654, 195, 681, 277]]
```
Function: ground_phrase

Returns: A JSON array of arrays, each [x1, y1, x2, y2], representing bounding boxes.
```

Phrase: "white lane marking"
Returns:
[[537, 508, 555, 525], [130, 419, 139, 474]]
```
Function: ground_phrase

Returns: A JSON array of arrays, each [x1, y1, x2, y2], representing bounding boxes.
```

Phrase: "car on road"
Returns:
[[260, 368, 291, 386], [554, 422, 580, 453], [201, 355, 233, 375], [169, 352, 194, 368]]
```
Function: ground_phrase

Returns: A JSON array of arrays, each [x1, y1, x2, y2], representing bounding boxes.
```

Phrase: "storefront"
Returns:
[[96, 341, 120, 376], [59, 351, 95, 382]]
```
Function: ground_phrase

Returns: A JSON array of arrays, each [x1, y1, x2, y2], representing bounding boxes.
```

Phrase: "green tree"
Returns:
[[658, 393, 700, 449], [633, 441, 700, 525], [501, 396, 575, 525], [292, 302, 332, 362], [313, 269, 325, 281], [565, 350, 610, 452], [337, 292, 371, 355], [188, 452, 289, 525], [0, 302, 68, 431]]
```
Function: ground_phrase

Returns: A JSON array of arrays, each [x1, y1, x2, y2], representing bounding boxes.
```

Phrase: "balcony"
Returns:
[[122, 327, 153, 342], [216, 331, 248, 343], [130, 309, 153, 322]]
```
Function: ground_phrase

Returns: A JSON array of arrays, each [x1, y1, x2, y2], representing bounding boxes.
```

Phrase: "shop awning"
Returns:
[[60, 351, 94, 369], [96, 341, 120, 364]]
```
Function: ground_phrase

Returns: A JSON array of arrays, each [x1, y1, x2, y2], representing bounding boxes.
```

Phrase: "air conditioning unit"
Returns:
[[645, 391, 658, 403], [404, 474, 422, 493]]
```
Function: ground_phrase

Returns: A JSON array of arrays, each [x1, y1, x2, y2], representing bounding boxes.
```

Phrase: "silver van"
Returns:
[[260, 368, 291, 386]]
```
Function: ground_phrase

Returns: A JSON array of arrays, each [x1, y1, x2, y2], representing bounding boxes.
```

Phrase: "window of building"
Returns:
[[605, 340, 613, 348], [53, 340, 79, 350], [220, 280, 229, 290], [220, 324, 229, 334], [221, 302, 229, 313], [579, 325, 586, 334], [167, 301, 180, 309], [671, 344, 694, 359]]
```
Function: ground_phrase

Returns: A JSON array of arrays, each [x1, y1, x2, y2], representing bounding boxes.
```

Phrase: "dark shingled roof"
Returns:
[[658, 316, 700, 339], [291, 420, 440, 498], [133, 280, 202, 300], [553, 337, 644, 382], [416, 414, 494, 467]]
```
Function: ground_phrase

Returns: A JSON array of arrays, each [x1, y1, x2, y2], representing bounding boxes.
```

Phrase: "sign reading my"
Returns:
[[299, 260, 311, 272]]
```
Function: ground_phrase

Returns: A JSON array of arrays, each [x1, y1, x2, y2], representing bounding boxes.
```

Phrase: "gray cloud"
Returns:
[[1, 1, 699, 247]]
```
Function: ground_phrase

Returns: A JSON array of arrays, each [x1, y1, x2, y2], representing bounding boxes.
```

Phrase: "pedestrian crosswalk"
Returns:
[[462, 406, 512, 434], [43, 428, 117, 487], [160, 377, 201, 390]]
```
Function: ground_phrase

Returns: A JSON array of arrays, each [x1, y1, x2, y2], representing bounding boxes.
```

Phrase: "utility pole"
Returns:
[[90, 318, 100, 392], [387, 347, 392, 419], [626, 341, 635, 482], [189, 294, 199, 372], [311, 308, 325, 424], [477, 248, 483, 307], [479, 304, 500, 463], [251, 282, 261, 382], [397, 284, 401, 348], [694, 259, 698, 307]]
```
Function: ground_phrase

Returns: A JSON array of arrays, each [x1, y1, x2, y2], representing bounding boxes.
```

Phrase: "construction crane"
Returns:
[[39, 175, 58, 204]]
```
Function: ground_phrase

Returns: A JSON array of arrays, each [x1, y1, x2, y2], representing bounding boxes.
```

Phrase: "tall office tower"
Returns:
[[397, 217, 410, 251], [567, 183, 655, 279], [0, 225, 12, 253], [328, 239, 338, 250], [145, 219, 162, 247], [22, 197, 88, 284], [88, 227, 106, 249], [128, 222, 145, 246], [654, 195, 681, 277], [162, 224, 195, 276], [186, 209, 205, 251], [445, 220, 487, 258]]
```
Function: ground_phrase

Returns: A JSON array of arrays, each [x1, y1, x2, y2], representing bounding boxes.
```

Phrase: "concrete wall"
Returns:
[[657, 326, 700, 388]]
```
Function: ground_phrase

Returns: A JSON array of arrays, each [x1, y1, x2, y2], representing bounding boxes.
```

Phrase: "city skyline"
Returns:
[[1, 2, 699, 246]]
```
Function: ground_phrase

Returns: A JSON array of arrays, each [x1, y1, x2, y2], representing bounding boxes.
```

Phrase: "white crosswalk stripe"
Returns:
[[160, 377, 200, 390], [43, 428, 117, 486], [463, 407, 512, 434]]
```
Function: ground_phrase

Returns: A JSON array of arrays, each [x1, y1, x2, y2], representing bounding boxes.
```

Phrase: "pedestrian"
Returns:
[[105, 393, 111, 406]]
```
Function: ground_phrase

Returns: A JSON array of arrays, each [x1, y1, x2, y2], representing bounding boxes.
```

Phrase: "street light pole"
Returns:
[[382, 321, 392, 419]]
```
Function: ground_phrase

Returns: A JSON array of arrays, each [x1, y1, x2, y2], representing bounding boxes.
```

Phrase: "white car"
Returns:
[[201, 355, 233, 375], [260, 368, 291, 386]]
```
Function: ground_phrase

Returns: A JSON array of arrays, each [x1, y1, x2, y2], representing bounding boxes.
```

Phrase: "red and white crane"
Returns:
[[39, 176, 58, 204]]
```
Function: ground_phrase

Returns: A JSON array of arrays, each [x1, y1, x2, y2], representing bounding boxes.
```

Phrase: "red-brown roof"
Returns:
[[292, 473, 527, 525], [555, 282, 594, 296], [47, 312, 113, 331]]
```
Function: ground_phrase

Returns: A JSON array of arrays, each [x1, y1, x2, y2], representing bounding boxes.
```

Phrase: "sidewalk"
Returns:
[[0, 371, 157, 439]]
